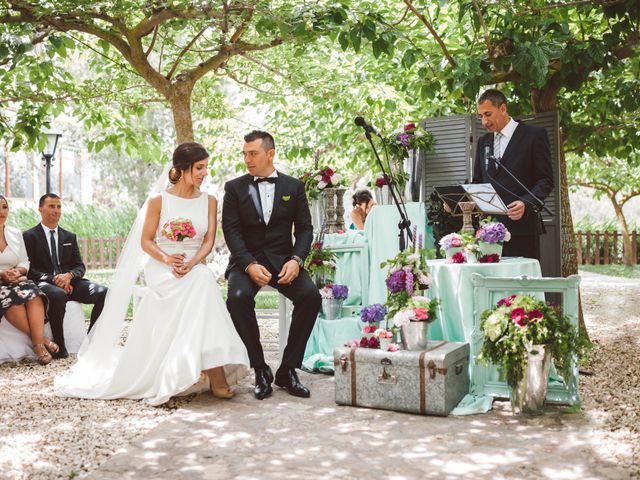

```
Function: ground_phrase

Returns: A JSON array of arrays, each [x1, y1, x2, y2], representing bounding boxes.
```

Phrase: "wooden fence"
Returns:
[[79, 236, 125, 270], [575, 230, 639, 265], [80, 231, 639, 269]]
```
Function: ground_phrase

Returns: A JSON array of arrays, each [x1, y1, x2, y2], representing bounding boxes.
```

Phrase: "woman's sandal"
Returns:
[[211, 386, 235, 399], [33, 344, 52, 365], [43, 339, 59, 355]]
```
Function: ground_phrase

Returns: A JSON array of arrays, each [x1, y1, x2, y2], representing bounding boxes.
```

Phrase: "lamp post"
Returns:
[[41, 129, 62, 194]]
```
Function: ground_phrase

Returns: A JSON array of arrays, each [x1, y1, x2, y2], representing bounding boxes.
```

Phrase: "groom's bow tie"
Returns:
[[255, 177, 277, 184]]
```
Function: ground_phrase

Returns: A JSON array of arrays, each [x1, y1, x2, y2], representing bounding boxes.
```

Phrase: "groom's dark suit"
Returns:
[[222, 172, 321, 371], [23, 225, 108, 353], [472, 122, 554, 259]]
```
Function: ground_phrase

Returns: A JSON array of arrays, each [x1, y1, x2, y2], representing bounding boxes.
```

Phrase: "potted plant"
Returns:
[[475, 218, 511, 260], [477, 294, 590, 414], [439, 230, 477, 263], [375, 328, 394, 350], [381, 233, 438, 350], [304, 240, 337, 288], [384, 122, 435, 201], [319, 283, 349, 320], [391, 296, 439, 350], [360, 303, 387, 330]]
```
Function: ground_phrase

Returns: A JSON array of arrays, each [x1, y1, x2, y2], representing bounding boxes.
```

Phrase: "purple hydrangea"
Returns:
[[385, 270, 406, 293], [360, 304, 388, 323], [331, 284, 349, 300], [477, 222, 508, 244], [405, 270, 414, 295]]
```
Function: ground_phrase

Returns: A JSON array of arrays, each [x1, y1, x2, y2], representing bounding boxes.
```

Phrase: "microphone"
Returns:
[[484, 144, 491, 171], [354, 116, 377, 134]]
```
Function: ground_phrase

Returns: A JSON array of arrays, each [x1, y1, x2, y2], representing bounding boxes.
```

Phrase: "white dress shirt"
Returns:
[[41, 223, 60, 263], [494, 117, 518, 159], [254, 171, 278, 224]]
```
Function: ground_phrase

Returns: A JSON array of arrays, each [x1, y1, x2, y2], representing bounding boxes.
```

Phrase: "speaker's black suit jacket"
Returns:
[[222, 172, 314, 274], [22, 225, 85, 283], [472, 122, 554, 236]]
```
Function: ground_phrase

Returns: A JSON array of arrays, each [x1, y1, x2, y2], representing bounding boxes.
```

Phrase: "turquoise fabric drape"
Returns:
[[322, 231, 368, 306], [365, 202, 434, 306]]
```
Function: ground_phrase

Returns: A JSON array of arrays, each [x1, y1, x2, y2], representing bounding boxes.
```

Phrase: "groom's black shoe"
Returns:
[[274, 367, 310, 398], [254, 365, 274, 400]]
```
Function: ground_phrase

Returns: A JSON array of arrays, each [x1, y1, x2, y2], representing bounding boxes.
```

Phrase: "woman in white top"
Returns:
[[0, 195, 58, 364]]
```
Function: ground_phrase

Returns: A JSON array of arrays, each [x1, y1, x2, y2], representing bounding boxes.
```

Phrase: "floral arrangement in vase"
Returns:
[[477, 294, 589, 411], [439, 230, 477, 263], [381, 226, 434, 320], [375, 328, 395, 350], [475, 218, 510, 261], [304, 240, 337, 287], [299, 166, 344, 200], [391, 295, 439, 328], [383, 122, 435, 192], [360, 303, 387, 325], [319, 283, 348, 300]]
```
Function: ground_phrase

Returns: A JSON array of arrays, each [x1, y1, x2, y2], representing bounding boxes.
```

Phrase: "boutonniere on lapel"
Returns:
[[282, 195, 291, 202]]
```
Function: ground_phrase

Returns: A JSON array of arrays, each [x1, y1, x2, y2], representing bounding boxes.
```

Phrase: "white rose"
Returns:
[[318, 180, 327, 189], [418, 272, 431, 286], [330, 174, 340, 184], [393, 309, 413, 328], [504, 230, 511, 242]]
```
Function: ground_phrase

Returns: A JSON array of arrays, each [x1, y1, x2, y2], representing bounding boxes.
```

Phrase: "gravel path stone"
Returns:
[[1, 275, 638, 479]]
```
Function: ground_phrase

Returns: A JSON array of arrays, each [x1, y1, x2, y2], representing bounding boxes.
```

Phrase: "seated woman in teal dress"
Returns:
[[350, 189, 375, 230]]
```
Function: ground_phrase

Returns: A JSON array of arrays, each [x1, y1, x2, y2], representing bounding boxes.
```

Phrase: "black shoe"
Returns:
[[274, 368, 310, 398], [53, 348, 69, 360], [254, 365, 273, 400]]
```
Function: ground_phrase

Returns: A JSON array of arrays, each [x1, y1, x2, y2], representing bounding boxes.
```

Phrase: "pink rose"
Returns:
[[413, 308, 429, 321]]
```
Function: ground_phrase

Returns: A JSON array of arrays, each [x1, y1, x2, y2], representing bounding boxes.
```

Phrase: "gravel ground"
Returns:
[[1, 276, 639, 479]]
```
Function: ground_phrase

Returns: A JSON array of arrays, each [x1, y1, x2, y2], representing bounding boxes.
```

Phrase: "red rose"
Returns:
[[527, 309, 543, 322], [375, 177, 387, 188], [404, 122, 416, 132], [449, 252, 465, 264]]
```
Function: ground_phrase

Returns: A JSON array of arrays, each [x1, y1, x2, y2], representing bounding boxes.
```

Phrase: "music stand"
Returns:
[[435, 183, 508, 231]]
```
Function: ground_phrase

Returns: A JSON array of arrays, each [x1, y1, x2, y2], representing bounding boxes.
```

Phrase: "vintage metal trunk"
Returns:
[[334, 341, 470, 416]]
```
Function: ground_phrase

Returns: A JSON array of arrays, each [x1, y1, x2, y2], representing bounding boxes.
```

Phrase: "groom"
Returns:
[[222, 130, 321, 400]]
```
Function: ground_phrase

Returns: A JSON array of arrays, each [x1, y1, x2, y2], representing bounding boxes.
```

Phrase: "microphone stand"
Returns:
[[362, 129, 413, 250], [490, 156, 553, 216]]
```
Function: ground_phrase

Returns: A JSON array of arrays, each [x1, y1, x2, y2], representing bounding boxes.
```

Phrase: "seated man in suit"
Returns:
[[23, 193, 108, 358]]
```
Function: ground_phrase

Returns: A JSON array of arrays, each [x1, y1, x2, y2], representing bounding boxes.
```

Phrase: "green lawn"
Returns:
[[82, 270, 280, 319], [579, 264, 640, 278]]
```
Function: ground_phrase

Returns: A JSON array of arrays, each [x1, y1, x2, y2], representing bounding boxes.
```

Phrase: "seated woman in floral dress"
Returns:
[[0, 195, 57, 364]]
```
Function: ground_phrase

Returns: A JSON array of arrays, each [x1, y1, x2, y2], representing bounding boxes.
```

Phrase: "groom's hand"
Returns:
[[277, 260, 300, 285], [247, 263, 272, 287]]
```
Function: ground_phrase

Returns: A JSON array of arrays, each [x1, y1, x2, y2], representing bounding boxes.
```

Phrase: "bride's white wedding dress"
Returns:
[[55, 191, 249, 405]]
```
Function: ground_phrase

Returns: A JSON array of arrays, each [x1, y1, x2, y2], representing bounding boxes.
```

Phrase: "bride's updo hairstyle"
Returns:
[[169, 142, 209, 184]]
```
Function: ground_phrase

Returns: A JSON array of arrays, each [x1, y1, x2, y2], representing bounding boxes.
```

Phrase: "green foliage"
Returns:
[[304, 239, 337, 287], [7, 204, 136, 237], [579, 264, 640, 278]]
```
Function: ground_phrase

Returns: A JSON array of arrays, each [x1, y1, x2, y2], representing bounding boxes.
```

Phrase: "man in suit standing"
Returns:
[[472, 89, 555, 260], [23, 194, 108, 358], [222, 130, 321, 400]]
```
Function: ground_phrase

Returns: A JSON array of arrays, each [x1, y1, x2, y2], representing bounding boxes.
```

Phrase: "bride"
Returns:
[[55, 143, 249, 405]]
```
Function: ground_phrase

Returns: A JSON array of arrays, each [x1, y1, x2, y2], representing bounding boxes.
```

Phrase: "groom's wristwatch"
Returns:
[[290, 255, 303, 267]]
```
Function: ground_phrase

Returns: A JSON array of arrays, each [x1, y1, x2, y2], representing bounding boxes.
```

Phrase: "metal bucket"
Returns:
[[400, 321, 429, 350], [321, 299, 344, 320], [512, 344, 552, 414]]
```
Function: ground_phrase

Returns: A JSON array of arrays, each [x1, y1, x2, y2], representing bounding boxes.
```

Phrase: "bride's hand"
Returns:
[[164, 253, 185, 268], [173, 261, 194, 278]]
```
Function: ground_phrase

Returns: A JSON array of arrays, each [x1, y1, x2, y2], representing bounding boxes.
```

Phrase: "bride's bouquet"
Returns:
[[161, 217, 196, 255]]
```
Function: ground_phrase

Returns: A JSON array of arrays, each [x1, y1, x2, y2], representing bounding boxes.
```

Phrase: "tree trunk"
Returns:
[[167, 81, 195, 144], [610, 196, 634, 266], [532, 88, 588, 340]]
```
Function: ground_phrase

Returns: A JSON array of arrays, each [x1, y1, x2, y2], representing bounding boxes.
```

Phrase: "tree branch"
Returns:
[[620, 190, 640, 205], [230, 8, 254, 43], [471, 0, 492, 57], [166, 26, 209, 80], [145, 26, 158, 57], [403, 0, 456, 68], [225, 71, 282, 96]]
